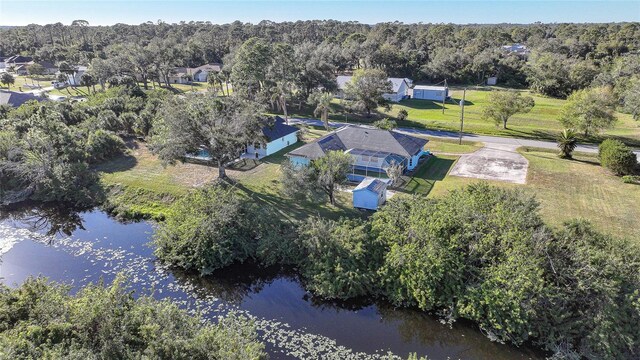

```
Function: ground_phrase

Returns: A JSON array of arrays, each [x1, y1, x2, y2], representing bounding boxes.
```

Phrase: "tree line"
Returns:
[[1, 21, 639, 94]]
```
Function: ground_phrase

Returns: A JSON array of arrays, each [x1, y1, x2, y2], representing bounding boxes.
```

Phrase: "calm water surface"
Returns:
[[0, 206, 543, 360]]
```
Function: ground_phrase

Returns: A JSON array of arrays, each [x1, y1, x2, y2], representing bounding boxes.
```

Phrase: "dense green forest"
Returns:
[[1, 21, 639, 98]]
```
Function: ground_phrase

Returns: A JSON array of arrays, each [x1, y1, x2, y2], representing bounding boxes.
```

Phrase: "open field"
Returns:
[[288, 87, 640, 146], [411, 149, 640, 241], [1, 74, 55, 92]]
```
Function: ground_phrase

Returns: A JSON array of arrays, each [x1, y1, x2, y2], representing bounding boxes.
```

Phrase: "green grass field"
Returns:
[[412, 149, 640, 241], [287, 87, 640, 146]]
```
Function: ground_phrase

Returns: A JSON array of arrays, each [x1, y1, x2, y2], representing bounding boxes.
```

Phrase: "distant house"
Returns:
[[191, 63, 222, 82], [59, 66, 88, 86], [0, 57, 6, 69], [486, 76, 498, 86], [352, 178, 388, 210], [243, 116, 299, 159], [34, 61, 59, 75], [286, 125, 428, 182], [502, 43, 529, 56], [162, 67, 191, 84], [5, 55, 34, 68], [412, 85, 449, 101], [336, 75, 411, 103], [14, 64, 29, 76], [0, 90, 44, 108]]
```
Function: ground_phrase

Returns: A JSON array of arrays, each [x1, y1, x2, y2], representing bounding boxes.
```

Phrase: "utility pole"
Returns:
[[459, 88, 466, 145], [441, 79, 447, 114]]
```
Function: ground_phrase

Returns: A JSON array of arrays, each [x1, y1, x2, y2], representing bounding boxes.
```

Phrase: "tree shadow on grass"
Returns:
[[395, 156, 456, 196]]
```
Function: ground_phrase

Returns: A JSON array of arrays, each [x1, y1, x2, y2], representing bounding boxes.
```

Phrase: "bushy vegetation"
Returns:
[[0, 86, 169, 207], [154, 183, 640, 359], [0, 276, 267, 359], [599, 139, 638, 175], [154, 185, 298, 275]]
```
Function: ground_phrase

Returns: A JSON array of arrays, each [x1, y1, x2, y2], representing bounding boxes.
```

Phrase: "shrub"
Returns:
[[622, 175, 640, 184], [85, 129, 126, 163], [598, 139, 637, 175], [297, 217, 383, 299], [154, 186, 258, 275], [373, 117, 397, 130], [397, 109, 408, 121]]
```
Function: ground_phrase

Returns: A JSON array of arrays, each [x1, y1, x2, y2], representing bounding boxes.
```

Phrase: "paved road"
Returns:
[[289, 118, 640, 159]]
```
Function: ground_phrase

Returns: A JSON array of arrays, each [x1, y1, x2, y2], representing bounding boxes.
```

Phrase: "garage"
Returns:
[[412, 85, 448, 101]]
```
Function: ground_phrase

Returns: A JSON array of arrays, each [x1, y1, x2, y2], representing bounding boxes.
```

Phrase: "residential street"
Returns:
[[289, 118, 640, 159]]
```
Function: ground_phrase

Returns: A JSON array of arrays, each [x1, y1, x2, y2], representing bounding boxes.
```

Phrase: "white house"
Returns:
[[336, 75, 411, 103], [352, 178, 388, 210], [412, 85, 449, 101], [486, 76, 498, 86], [191, 63, 222, 82], [163, 67, 191, 84], [59, 66, 88, 86], [243, 116, 299, 159], [502, 43, 530, 57]]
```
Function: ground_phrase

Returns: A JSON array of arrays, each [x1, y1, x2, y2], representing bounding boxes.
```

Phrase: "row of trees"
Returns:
[[1, 21, 639, 103], [153, 183, 640, 360]]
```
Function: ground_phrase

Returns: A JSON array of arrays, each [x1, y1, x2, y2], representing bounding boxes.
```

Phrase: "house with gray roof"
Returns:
[[191, 63, 222, 82], [286, 125, 428, 181], [336, 75, 411, 102], [0, 90, 45, 108]]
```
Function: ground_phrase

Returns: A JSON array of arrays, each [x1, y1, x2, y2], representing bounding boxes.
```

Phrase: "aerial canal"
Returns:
[[0, 205, 542, 360]]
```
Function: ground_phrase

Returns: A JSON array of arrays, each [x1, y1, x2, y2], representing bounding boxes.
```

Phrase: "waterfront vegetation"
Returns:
[[153, 182, 640, 360], [0, 276, 266, 359]]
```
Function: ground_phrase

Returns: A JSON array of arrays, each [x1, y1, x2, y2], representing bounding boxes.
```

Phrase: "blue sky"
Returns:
[[0, 1, 638, 26]]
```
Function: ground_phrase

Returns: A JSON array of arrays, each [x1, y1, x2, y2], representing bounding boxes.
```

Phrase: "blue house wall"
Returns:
[[353, 189, 385, 210], [289, 156, 310, 167]]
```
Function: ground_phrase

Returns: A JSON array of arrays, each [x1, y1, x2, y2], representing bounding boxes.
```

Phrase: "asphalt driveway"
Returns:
[[449, 143, 529, 184]]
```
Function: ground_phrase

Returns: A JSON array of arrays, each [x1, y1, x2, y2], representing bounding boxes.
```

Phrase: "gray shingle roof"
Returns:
[[262, 116, 298, 142], [0, 91, 44, 108], [287, 125, 428, 160]]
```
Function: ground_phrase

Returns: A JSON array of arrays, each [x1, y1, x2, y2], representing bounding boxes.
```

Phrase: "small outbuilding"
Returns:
[[352, 178, 388, 211], [412, 85, 448, 101], [486, 76, 497, 85]]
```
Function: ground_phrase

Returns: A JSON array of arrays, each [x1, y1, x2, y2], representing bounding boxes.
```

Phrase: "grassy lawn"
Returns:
[[1, 75, 55, 92], [396, 155, 459, 195], [417, 149, 640, 241], [97, 128, 360, 222], [287, 87, 640, 146]]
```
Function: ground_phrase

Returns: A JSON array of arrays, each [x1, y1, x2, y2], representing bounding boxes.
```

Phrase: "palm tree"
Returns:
[[557, 128, 578, 159], [310, 92, 333, 130]]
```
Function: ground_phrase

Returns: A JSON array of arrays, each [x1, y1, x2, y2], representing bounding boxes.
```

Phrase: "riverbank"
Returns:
[[0, 207, 543, 360]]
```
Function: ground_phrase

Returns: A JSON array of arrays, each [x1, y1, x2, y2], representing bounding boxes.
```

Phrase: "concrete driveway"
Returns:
[[449, 143, 529, 184]]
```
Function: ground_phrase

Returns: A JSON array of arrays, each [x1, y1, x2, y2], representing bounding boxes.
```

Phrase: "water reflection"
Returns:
[[0, 207, 544, 359], [0, 202, 86, 237]]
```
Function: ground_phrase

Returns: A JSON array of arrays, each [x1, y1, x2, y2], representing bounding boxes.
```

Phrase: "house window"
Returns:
[[254, 143, 261, 149], [408, 158, 413, 167]]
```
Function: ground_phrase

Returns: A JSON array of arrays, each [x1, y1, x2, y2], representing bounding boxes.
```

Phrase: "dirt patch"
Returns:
[[450, 143, 528, 184]]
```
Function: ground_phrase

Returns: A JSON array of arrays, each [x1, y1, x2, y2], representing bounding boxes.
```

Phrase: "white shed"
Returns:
[[412, 85, 448, 101], [352, 178, 388, 210]]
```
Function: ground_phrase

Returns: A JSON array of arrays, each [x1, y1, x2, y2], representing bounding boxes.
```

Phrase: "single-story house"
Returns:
[[57, 66, 87, 86], [486, 76, 498, 86], [191, 63, 222, 82], [286, 125, 428, 182], [412, 85, 449, 101], [4, 55, 34, 68], [501, 43, 529, 57], [243, 116, 298, 159], [353, 177, 388, 210], [14, 64, 29, 76], [162, 67, 191, 84], [0, 90, 45, 108], [336, 75, 411, 103], [35, 61, 59, 75]]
